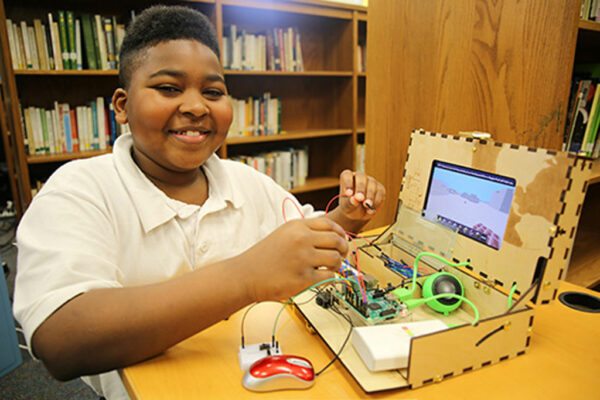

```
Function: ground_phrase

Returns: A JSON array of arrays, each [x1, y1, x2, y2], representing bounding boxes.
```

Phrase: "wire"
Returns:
[[271, 277, 357, 345], [409, 293, 480, 325], [508, 283, 518, 309], [314, 303, 354, 376], [240, 301, 283, 348], [282, 197, 305, 223]]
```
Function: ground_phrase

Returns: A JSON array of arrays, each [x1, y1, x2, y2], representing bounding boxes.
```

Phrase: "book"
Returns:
[[569, 80, 594, 153], [81, 14, 98, 70], [94, 14, 109, 70], [66, 11, 77, 69], [19, 21, 33, 69], [32, 20, 47, 70], [49, 15, 63, 70], [6, 20, 20, 69], [42, 23, 55, 70], [27, 26, 40, 69], [57, 11, 71, 69], [75, 19, 83, 70], [69, 108, 80, 152], [103, 17, 116, 69], [583, 84, 600, 156], [96, 96, 106, 150]]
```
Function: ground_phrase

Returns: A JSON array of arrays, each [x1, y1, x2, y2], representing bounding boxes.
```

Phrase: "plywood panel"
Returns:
[[365, 0, 580, 228]]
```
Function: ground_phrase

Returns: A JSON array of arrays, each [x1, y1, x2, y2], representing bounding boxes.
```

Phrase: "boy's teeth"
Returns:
[[181, 131, 201, 136]]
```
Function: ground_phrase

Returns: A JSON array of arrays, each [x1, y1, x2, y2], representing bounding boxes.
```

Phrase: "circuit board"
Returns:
[[326, 278, 405, 326]]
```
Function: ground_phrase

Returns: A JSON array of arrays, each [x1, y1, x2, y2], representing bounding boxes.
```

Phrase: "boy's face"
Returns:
[[113, 39, 232, 179]]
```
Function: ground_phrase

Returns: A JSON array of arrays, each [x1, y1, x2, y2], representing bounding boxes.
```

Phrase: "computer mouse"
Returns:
[[242, 354, 315, 392]]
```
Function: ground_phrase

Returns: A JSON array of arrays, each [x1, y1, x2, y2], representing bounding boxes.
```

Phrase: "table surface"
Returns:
[[121, 281, 600, 400]]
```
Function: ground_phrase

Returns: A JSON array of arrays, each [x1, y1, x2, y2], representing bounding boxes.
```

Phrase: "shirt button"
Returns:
[[199, 242, 209, 253]]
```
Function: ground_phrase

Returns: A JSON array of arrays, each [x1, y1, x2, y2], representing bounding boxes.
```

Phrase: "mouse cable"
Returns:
[[315, 303, 354, 376]]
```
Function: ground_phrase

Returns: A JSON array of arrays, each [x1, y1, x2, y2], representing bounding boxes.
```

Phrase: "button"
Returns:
[[199, 242, 209, 253]]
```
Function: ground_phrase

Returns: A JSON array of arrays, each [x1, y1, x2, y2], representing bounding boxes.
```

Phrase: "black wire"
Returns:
[[315, 303, 354, 376]]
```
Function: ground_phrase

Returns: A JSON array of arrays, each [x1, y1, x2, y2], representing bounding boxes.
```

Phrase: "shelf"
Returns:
[[27, 149, 111, 164], [14, 69, 119, 76], [224, 70, 353, 77], [289, 176, 339, 194], [226, 128, 351, 144], [579, 19, 600, 32]]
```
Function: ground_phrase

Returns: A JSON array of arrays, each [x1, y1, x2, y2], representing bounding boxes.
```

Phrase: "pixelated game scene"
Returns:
[[422, 160, 516, 250]]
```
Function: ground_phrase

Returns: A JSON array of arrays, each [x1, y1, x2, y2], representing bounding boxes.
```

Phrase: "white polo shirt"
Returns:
[[13, 133, 319, 399]]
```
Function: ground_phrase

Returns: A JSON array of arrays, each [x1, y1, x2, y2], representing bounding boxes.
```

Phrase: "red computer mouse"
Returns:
[[242, 354, 315, 392]]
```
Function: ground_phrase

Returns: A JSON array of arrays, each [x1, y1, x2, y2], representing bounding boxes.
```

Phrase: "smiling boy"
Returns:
[[13, 6, 385, 400]]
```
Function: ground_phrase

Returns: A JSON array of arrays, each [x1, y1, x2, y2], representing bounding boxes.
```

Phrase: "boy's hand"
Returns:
[[239, 217, 348, 302], [335, 169, 386, 223]]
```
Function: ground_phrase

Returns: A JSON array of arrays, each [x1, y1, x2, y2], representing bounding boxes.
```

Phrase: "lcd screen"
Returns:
[[422, 160, 516, 250]]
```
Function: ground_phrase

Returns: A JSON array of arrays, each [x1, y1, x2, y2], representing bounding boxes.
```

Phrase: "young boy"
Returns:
[[13, 5, 385, 399]]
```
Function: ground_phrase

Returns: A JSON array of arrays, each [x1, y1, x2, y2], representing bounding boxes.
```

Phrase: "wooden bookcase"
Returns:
[[0, 0, 367, 216], [364, 0, 600, 289]]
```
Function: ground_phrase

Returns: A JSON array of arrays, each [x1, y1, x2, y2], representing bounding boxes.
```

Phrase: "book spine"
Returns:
[[75, 19, 83, 70], [39, 108, 50, 153], [51, 20, 63, 70], [94, 14, 109, 70], [81, 14, 97, 70], [66, 11, 77, 69], [27, 26, 40, 69], [42, 24, 54, 70], [34, 20, 49, 69], [57, 11, 71, 69], [19, 22, 33, 69], [103, 17, 116, 69], [6, 19, 19, 69], [69, 108, 79, 152]]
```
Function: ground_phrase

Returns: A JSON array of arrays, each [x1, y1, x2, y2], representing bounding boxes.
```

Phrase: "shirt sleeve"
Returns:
[[13, 183, 122, 353]]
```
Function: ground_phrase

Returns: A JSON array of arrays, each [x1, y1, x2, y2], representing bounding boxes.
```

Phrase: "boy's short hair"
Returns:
[[118, 5, 220, 88]]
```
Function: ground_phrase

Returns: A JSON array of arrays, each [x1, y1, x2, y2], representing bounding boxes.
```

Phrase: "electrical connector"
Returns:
[[238, 342, 282, 371]]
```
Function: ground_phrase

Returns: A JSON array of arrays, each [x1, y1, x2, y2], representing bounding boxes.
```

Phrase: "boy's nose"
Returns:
[[179, 91, 209, 118]]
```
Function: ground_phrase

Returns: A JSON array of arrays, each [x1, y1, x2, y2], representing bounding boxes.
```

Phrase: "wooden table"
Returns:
[[121, 281, 600, 400]]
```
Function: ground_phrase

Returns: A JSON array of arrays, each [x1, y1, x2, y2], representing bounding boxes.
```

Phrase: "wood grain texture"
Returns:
[[365, 0, 580, 228]]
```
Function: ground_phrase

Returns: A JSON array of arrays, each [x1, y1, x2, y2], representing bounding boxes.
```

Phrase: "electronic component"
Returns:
[[238, 342, 283, 371], [326, 278, 404, 326]]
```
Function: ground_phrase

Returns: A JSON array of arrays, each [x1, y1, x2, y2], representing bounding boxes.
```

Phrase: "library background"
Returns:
[[0, 0, 598, 397]]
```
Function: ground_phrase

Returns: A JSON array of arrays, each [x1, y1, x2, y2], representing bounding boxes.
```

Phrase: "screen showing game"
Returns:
[[422, 160, 516, 250]]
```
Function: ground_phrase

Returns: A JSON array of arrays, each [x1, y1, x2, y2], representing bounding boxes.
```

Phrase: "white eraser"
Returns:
[[351, 320, 448, 371], [238, 342, 282, 371]]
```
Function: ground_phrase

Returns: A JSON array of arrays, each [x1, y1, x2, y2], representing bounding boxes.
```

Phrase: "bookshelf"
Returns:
[[566, 18, 600, 289], [0, 0, 367, 216]]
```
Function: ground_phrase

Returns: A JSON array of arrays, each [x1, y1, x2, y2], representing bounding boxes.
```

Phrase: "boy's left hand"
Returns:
[[337, 169, 385, 222]]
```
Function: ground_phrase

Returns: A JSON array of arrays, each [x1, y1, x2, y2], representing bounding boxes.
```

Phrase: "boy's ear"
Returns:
[[112, 88, 128, 124]]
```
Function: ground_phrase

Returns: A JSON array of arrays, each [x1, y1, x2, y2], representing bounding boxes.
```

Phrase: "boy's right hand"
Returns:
[[239, 217, 348, 302]]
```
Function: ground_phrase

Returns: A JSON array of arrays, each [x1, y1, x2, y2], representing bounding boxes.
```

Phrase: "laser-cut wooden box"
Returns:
[[295, 129, 593, 391]]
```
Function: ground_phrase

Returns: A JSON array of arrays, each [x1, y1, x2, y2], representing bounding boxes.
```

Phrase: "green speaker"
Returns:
[[421, 272, 464, 315]]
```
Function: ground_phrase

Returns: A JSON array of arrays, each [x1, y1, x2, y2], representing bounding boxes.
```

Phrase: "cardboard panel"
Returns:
[[408, 309, 533, 388]]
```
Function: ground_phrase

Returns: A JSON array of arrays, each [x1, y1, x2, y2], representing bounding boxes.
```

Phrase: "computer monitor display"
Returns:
[[422, 160, 516, 250]]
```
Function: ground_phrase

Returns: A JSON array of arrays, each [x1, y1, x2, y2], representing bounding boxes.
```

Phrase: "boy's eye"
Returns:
[[154, 85, 181, 93], [203, 88, 225, 98]]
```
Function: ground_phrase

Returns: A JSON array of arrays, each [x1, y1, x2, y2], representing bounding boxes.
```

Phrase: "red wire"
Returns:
[[282, 197, 305, 223]]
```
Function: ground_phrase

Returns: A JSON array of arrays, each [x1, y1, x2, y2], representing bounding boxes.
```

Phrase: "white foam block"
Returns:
[[238, 342, 282, 371], [351, 320, 448, 371]]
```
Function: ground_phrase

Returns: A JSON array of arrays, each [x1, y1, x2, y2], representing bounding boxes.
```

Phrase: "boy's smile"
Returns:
[[113, 39, 232, 188]]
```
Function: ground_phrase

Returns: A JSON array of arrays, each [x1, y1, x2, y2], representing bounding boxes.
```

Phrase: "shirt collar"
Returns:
[[113, 133, 244, 233]]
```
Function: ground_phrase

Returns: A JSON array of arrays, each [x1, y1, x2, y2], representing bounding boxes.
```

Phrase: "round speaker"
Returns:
[[422, 272, 464, 315]]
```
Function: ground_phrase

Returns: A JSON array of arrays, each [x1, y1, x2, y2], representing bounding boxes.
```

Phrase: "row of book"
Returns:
[[563, 78, 600, 158], [222, 25, 304, 72], [20, 98, 129, 156], [580, 0, 600, 21], [229, 93, 281, 137], [231, 147, 309, 190], [6, 12, 125, 71]]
